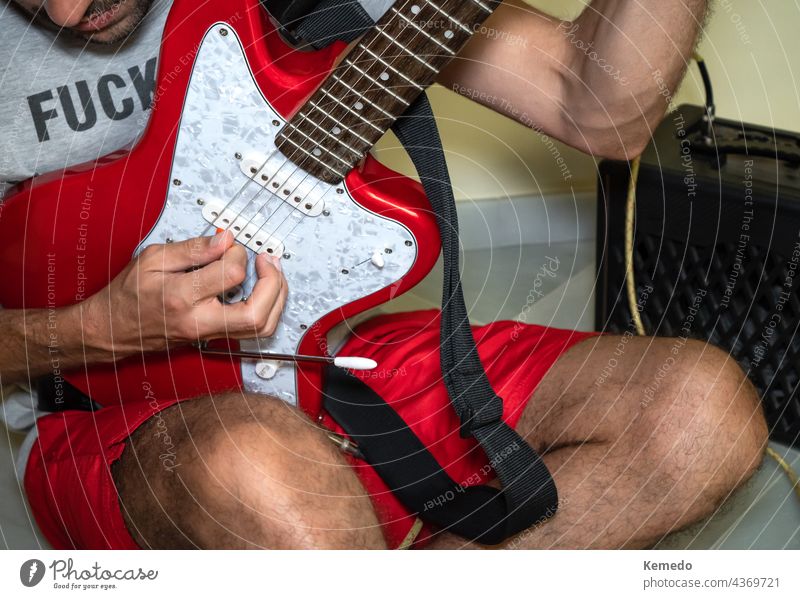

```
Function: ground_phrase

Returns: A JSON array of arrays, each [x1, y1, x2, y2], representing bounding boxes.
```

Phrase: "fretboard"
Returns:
[[275, 0, 501, 184]]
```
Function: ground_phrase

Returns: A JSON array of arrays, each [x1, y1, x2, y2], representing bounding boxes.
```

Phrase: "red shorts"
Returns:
[[25, 310, 596, 549]]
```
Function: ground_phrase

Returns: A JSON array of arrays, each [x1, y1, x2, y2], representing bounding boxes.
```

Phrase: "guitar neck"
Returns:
[[275, 0, 501, 184]]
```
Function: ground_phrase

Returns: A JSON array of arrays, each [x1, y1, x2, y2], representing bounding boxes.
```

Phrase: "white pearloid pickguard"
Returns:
[[137, 23, 418, 404]]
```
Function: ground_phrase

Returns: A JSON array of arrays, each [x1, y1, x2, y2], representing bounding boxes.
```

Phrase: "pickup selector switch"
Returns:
[[371, 251, 386, 269]]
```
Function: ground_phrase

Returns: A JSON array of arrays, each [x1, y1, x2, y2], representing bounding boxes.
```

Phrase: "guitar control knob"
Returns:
[[255, 360, 280, 380], [371, 251, 385, 269]]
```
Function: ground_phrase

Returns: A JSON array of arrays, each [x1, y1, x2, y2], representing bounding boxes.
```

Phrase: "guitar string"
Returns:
[[211, 0, 465, 257], [237, 0, 465, 301], [209, 0, 423, 285], [203, 0, 467, 251], [264, 0, 477, 259], [240, 0, 436, 258], [200, 0, 409, 231], [245, 0, 461, 259], [210, 0, 420, 254], [203, 1, 462, 303]]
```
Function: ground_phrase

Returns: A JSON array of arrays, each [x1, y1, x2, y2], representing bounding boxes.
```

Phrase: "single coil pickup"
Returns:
[[240, 152, 327, 217]]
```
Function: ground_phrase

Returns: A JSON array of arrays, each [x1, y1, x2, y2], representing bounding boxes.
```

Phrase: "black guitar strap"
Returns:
[[277, 0, 559, 544]]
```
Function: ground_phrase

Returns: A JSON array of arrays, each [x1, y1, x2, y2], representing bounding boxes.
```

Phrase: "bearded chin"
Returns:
[[92, 0, 155, 44], [39, 0, 156, 45]]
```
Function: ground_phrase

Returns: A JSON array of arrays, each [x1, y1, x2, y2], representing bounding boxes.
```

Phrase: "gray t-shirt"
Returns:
[[0, 1, 170, 196], [0, 0, 392, 196]]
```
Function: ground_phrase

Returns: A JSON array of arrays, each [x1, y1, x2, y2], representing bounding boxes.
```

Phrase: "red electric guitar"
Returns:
[[0, 0, 500, 417]]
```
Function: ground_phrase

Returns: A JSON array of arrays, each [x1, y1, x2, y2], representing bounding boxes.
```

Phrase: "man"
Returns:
[[0, 0, 768, 549]]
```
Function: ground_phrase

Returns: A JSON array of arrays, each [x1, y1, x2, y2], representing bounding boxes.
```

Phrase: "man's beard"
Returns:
[[34, 0, 156, 45]]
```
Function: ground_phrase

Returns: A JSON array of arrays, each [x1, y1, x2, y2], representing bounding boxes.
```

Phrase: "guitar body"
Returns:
[[0, 0, 439, 417]]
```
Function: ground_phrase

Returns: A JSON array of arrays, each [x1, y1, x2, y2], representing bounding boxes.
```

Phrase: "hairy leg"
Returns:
[[429, 336, 768, 549], [112, 393, 386, 549]]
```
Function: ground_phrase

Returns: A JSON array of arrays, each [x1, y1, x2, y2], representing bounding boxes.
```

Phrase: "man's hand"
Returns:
[[0, 231, 287, 385], [81, 230, 288, 356]]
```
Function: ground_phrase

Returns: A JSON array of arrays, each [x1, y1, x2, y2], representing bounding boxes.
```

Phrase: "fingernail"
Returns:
[[270, 255, 282, 271]]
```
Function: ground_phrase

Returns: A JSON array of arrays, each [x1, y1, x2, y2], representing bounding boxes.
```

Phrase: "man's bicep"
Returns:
[[436, 0, 576, 138]]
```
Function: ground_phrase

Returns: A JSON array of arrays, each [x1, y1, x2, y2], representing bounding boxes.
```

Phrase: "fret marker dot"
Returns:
[[313, 148, 323, 157], [444, 30, 454, 39], [354, 101, 364, 111], [332, 127, 342, 135], [380, 72, 389, 81], [411, 5, 420, 14]]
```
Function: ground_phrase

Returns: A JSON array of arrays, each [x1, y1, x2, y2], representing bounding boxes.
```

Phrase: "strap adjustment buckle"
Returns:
[[458, 400, 504, 439]]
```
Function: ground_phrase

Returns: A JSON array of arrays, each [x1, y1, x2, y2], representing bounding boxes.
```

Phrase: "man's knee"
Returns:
[[114, 393, 386, 549], [192, 393, 386, 549], [643, 340, 767, 492]]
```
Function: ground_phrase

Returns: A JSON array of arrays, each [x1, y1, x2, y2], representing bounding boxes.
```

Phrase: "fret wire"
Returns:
[[341, 59, 410, 106], [313, 92, 384, 134], [293, 113, 366, 155], [278, 122, 362, 163], [390, 7, 455, 55], [375, 27, 439, 73], [278, 135, 347, 178], [358, 44, 424, 90], [424, 0, 472, 33], [299, 109, 371, 145], [470, 0, 493, 13], [330, 74, 398, 120]]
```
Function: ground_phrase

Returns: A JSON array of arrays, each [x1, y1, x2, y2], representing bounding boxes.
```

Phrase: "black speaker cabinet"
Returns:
[[596, 104, 800, 448]]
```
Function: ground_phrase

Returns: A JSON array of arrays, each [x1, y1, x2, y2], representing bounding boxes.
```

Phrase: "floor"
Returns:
[[1, 236, 799, 549]]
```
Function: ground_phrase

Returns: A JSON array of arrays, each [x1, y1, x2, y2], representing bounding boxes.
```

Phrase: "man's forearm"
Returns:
[[0, 305, 98, 386], [439, 0, 709, 159]]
